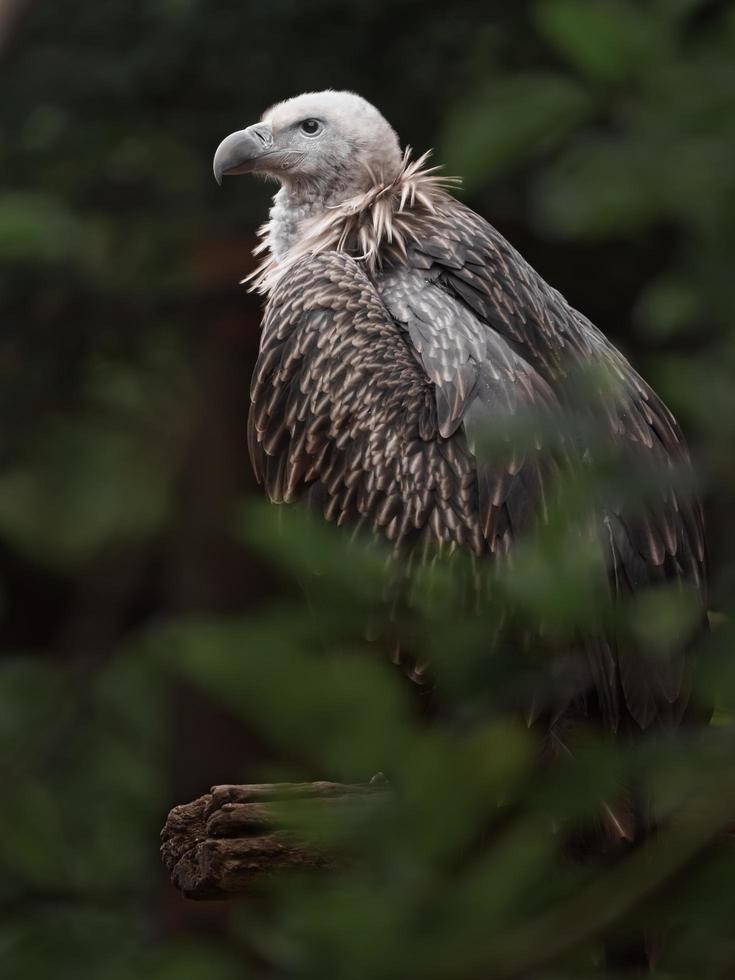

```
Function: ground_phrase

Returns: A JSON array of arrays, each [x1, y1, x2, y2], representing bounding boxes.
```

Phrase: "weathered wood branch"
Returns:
[[161, 780, 388, 899]]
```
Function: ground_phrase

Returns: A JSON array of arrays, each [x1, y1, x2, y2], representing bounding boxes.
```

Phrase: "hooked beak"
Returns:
[[213, 123, 274, 184]]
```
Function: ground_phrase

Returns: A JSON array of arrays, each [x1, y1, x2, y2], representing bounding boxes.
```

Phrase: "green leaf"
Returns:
[[636, 275, 702, 338], [535, 0, 662, 84], [0, 418, 172, 568], [533, 137, 664, 238], [627, 584, 702, 657], [0, 193, 84, 264], [156, 614, 410, 777], [441, 73, 593, 186]]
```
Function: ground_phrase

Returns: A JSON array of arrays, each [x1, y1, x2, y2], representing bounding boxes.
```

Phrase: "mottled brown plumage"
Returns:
[[215, 91, 706, 737]]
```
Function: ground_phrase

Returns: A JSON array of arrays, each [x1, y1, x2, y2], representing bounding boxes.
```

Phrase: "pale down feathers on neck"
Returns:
[[245, 148, 460, 295]]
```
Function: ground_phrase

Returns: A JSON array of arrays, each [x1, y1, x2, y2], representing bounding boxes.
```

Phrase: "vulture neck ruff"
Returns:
[[247, 149, 460, 295]]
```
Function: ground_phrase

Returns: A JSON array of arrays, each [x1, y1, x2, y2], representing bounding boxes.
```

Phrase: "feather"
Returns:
[[242, 104, 707, 735], [247, 148, 460, 295]]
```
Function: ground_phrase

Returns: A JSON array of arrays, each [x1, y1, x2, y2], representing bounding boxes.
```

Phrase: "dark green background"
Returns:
[[2, 1, 735, 977]]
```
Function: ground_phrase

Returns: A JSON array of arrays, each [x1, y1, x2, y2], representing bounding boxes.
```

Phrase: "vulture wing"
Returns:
[[390, 196, 707, 729], [249, 250, 556, 558]]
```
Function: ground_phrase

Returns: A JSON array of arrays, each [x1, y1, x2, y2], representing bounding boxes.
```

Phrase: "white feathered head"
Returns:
[[213, 90, 403, 194]]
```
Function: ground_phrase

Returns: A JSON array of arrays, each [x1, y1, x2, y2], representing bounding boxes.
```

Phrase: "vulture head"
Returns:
[[213, 90, 402, 200]]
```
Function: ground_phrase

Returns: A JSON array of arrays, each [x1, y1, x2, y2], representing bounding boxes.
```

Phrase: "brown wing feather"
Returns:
[[250, 252, 481, 552], [398, 196, 707, 730], [248, 194, 706, 732], [250, 251, 557, 561]]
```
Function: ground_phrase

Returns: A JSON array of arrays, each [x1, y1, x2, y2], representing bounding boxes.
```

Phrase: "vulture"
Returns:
[[213, 90, 706, 741]]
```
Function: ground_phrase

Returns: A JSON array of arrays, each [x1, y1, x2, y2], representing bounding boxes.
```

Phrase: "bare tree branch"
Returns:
[[161, 780, 388, 899]]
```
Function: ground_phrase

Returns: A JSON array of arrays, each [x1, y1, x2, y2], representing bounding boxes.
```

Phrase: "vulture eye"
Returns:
[[300, 118, 322, 136]]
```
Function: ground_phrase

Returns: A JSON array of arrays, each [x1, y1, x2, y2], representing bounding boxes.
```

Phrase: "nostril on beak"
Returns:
[[250, 124, 272, 148], [212, 123, 274, 184]]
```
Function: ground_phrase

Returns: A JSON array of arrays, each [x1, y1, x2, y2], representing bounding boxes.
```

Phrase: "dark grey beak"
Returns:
[[213, 123, 274, 184]]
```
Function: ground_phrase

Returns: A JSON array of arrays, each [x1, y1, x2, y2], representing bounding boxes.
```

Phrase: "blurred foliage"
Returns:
[[1, 0, 735, 978]]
